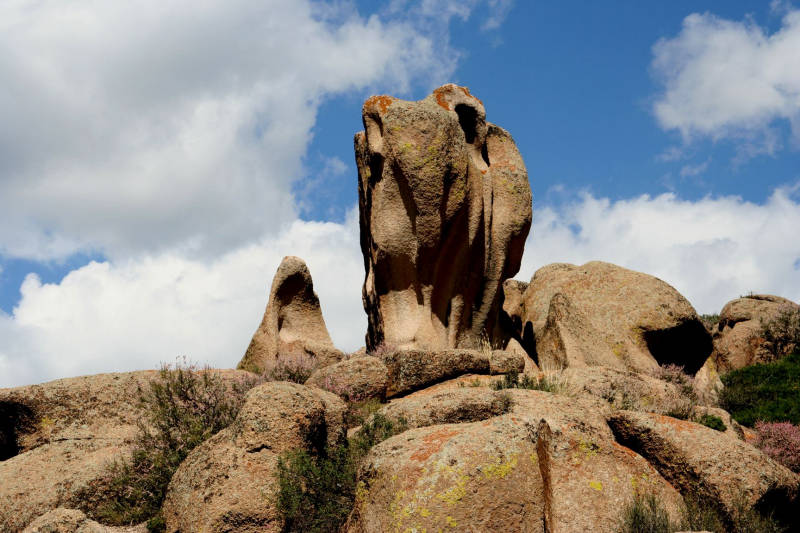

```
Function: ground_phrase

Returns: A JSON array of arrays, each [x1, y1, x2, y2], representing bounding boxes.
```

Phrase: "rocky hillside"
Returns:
[[2, 85, 799, 533]]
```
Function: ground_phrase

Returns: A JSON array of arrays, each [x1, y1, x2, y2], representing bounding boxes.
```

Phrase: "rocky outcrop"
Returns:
[[0, 370, 256, 532], [22, 508, 146, 533], [518, 262, 712, 374], [376, 387, 511, 430], [238, 256, 343, 375], [381, 349, 492, 398], [711, 294, 800, 371], [347, 390, 684, 533], [305, 356, 389, 402], [608, 410, 799, 527], [356, 84, 532, 352], [162, 381, 346, 533]]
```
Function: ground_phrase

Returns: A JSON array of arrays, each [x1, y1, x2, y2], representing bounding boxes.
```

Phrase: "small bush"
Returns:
[[719, 352, 800, 427], [651, 364, 698, 420], [277, 413, 406, 533], [680, 495, 725, 532], [754, 421, 800, 473], [86, 361, 259, 530], [697, 414, 727, 432], [342, 397, 384, 429], [263, 352, 316, 383], [701, 313, 721, 330], [491, 369, 565, 393], [761, 306, 800, 361], [618, 492, 679, 533]]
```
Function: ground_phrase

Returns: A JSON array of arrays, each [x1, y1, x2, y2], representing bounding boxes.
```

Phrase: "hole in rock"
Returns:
[[455, 104, 478, 144], [0, 401, 35, 461], [480, 142, 490, 166], [642, 320, 712, 375]]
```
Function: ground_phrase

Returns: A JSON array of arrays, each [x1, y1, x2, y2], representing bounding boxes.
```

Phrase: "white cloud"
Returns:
[[0, 211, 365, 388], [4, 189, 800, 388], [482, 0, 515, 31], [652, 8, 800, 154], [0, 0, 456, 262], [519, 185, 800, 316], [679, 157, 711, 177]]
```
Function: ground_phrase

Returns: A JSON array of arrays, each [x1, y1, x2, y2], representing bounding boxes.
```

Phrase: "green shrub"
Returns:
[[697, 414, 727, 432], [618, 492, 680, 533], [719, 352, 800, 427], [619, 492, 787, 533], [701, 313, 721, 330], [491, 369, 564, 393], [277, 413, 406, 533], [760, 306, 800, 361], [85, 361, 259, 531]]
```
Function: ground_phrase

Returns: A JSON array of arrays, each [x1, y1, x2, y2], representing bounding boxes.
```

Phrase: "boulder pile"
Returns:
[[3, 84, 799, 532]]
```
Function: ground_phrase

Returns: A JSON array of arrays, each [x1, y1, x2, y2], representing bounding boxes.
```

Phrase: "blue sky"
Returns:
[[2, 0, 800, 386]]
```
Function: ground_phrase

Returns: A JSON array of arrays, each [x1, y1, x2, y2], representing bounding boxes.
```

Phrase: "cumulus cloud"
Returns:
[[652, 8, 800, 154], [0, 211, 365, 388], [4, 189, 800, 387], [0, 0, 455, 261]]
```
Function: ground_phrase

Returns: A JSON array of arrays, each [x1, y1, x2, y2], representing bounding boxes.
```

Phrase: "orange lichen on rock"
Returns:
[[364, 95, 396, 114], [410, 427, 461, 462], [432, 86, 452, 110]]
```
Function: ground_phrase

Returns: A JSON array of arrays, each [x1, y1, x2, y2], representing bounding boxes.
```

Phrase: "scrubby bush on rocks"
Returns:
[[755, 421, 800, 473], [761, 306, 800, 361], [85, 361, 259, 531], [276, 412, 407, 533]]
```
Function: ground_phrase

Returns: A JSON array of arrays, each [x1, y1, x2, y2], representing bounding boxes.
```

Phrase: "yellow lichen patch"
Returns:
[[481, 454, 518, 479], [420, 508, 431, 518], [436, 474, 468, 505], [589, 480, 603, 491], [446, 516, 458, 528], [529, 452, 539, 465], [578, 439, 599, 459]]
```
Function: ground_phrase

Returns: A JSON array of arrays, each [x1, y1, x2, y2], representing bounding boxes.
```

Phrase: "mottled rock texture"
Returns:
[[305, 355, 389, 402], [162, 381, 346, 533], [356, 84, 532, 352], [517, 261, 712, 374], [712, 294, 800, 371], [0, 370, 254, 532], [238, 256, 342, 374], [608, 410, 799, 527], [23, 508, 146, 533], [381, 349, 490, 398]]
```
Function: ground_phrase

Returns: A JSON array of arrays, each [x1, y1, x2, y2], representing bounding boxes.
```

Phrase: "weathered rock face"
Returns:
[[608, 410, 799, 527], [0, 370, 255, 532], [22, 508, 146, 533], [162, 381, 346, 533], [712, 294, 800, 371], [238, 256, 343, 374], [305, 356, 389, 402], [517, 262, 712, 374], [356, 84, 532, 352], [347, 390, 684, 533], [381, 349, 501, 398]]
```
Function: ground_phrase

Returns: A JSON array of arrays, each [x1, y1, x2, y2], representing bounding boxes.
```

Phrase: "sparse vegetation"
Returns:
[[490, 369, 565, 393], [263, 351, 316, 383], [277, 412, 407, 533], [760, 306, 800, 361], [84, 361, 259, 531], [701, 313, 721, 330], [618, 491, 787, 533], [651, 364, 697, 420], [719, 352, 800, 427], [697, 413, 727, 432]]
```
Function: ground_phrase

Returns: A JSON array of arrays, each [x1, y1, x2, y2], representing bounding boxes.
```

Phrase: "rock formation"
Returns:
[[711, 294, 800, 371], [356, 84, 532, 352], [238, 256, 342, 374], [162, 382, 346, 532], [0, 370, 254, 532], [510, 261, 713, 374]]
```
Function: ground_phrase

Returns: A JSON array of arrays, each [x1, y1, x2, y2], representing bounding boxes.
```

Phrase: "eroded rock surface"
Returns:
[[23, 508, 146, 533], [238, 256, 343, 374], [712, 294, 800, 371], [162, 381, 346, 533], [608, 410, 799, 526], [381, 349, 491, 398], [518, 262, 712, 374], [356, 84, 532, 352], [305, 355, 390, 402], [0, 370, 255, 532]]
